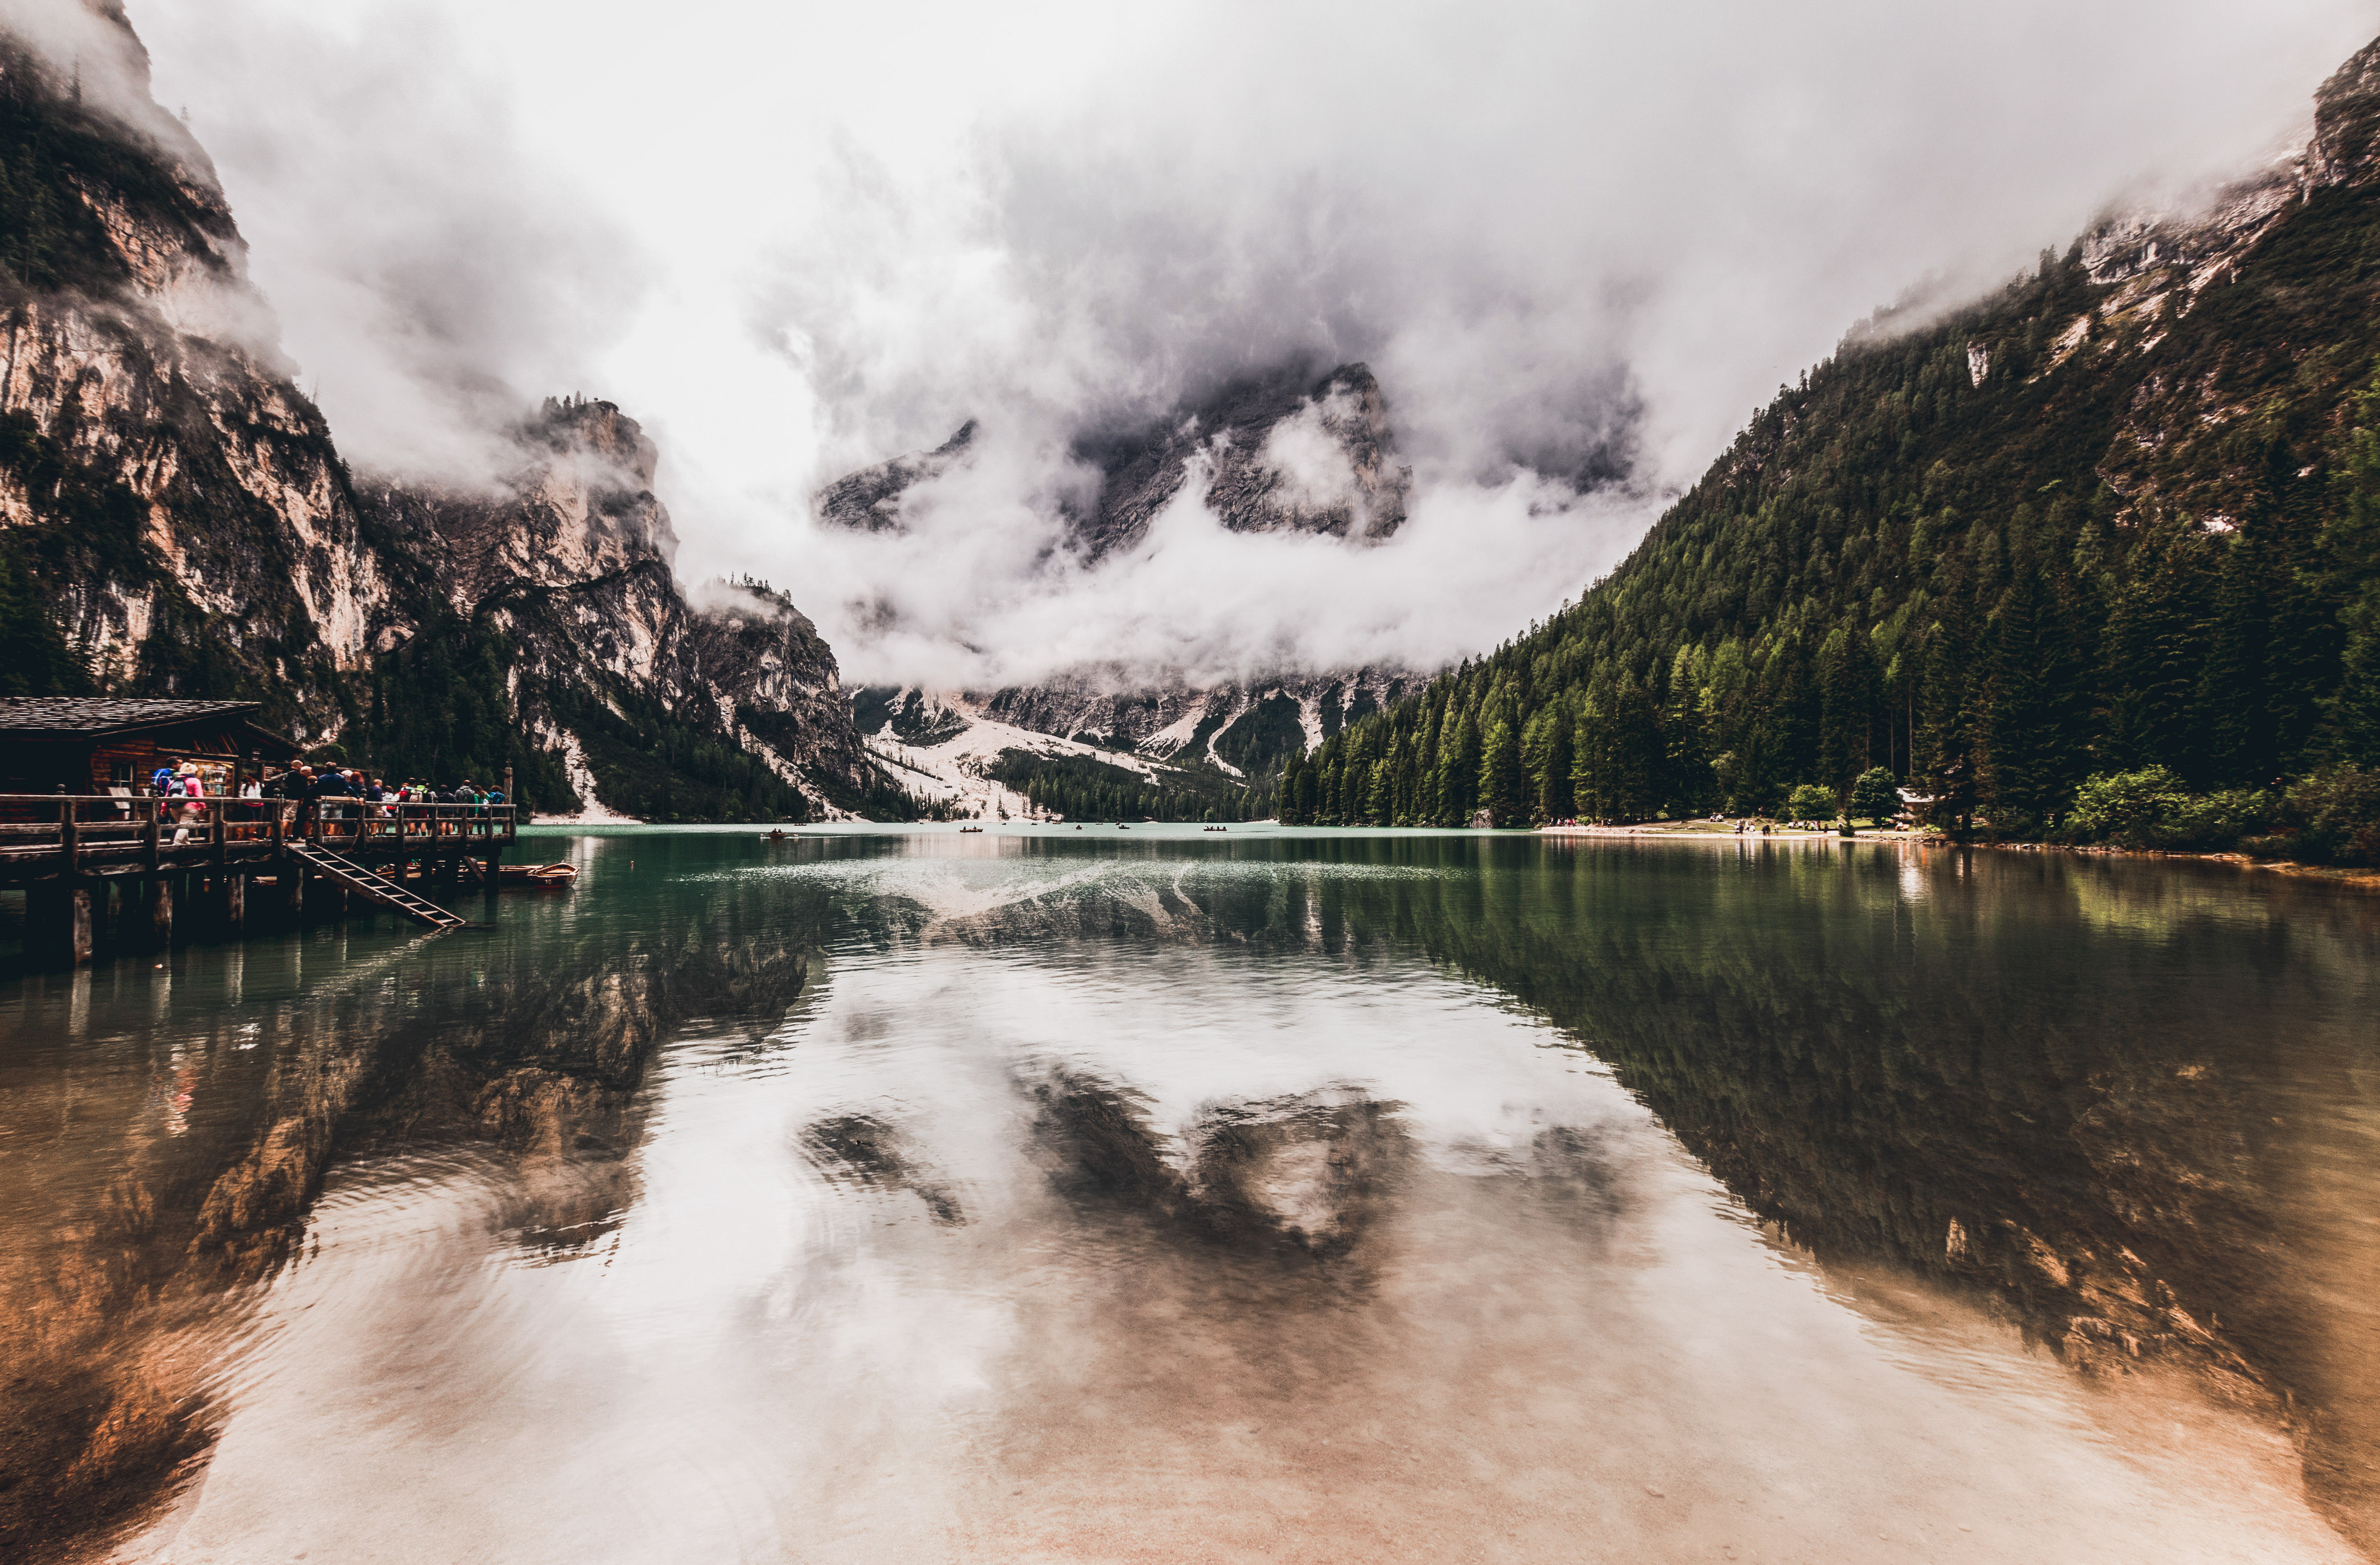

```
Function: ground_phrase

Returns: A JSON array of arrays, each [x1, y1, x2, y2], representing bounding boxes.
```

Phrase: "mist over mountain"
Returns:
[[124, 0, 2379, 692]]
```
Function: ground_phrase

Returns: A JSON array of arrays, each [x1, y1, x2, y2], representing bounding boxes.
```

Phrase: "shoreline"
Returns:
[[1536, 823, 2380, 890]]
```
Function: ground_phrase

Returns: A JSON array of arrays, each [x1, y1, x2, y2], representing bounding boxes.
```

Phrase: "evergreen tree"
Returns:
[[1849, 766, 1900, 823], [1479, 712, 1529, 826], [2341, 594, 2380, 765], [2104, 530, 2212, 772], [1439, 707, 1483, 824], [1521, 700, 1575, 822], [1983, 567, 2089, 825], [1580, 678, 1663, 821], [0, 542, 87, 696], [1919, 614, 1979, 833], [1817, 624, 1880, 799], [2191, 532, 2273, 787], [1759, 641, 1818, 808]]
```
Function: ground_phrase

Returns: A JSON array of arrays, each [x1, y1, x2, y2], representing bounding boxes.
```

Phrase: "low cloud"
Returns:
[[122, 0, 2380, 685], [128, 0, 651, 484], [791, 432, 1639, 690]]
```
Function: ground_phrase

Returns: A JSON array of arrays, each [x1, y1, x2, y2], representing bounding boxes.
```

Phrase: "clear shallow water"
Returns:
[[2, 827, 2376, 1562]]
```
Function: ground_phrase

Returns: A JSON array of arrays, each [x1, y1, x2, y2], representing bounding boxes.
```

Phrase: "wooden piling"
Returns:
[[30, 880, 94, 967], [140, 875, 173, 947]]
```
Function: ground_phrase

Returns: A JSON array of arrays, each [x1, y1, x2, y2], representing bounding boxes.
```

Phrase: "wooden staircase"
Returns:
[[285, 843, 469, 932]]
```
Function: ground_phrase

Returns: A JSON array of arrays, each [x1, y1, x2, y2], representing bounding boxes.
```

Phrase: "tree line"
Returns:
[[990, 749, 1264, 823]]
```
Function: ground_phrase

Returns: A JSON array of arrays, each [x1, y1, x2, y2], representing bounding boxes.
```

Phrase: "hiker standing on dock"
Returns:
[[169, 763, 204, 844], [319, 766, 359, 840]]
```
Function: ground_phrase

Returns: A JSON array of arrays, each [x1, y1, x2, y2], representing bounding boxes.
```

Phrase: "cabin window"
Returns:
[[110, 759, 134, 785]]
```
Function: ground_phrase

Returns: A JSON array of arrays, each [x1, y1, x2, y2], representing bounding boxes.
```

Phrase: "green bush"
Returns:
[[1785, 782, 1838, 821], [2247, 766, 2380, 866], [2065, 767, 2272, 850], [1848, 767, 1899, 824]]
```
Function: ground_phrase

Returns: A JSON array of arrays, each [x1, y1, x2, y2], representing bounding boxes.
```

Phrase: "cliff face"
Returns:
[[0, 12, 391, 731], [815, 419, 976, 532], [0, 5, 876, 819], [356, 398, 873, 818]]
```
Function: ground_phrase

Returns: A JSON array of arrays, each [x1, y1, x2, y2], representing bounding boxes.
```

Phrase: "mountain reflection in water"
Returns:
[[0, 829, 2373, 1563]]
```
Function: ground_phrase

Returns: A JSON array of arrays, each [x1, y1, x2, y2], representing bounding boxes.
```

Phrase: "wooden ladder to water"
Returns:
[[285, 843, 470, 932]]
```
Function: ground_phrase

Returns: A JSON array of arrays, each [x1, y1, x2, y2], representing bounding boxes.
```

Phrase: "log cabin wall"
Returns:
[[0, 702, 301, 806], [86, 734, 250, 793]]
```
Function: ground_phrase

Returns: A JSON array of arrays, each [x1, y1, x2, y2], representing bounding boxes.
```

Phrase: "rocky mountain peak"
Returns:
[[813, 418, 977, 532], [2312, 34, 2380, 188], [361, 396, 682, 617], [1070, 360, 1410, 557], [0, 6, 241, 303], [530, 393, 660, 488]]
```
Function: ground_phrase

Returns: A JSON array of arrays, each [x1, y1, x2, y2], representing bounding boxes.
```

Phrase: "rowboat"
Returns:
[[460, 860, 577, 887]]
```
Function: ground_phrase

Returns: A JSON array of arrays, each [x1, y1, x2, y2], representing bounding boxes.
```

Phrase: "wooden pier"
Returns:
[[0, 794, 515, 966]]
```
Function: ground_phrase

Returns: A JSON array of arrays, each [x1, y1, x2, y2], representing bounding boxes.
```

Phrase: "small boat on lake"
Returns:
[[959, 825, 984, 833], [460, 860, 577, 887]]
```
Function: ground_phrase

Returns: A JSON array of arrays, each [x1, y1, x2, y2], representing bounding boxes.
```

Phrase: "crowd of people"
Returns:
[[250, 765, 507, 810], [143, 763, 506, 809], [140, 762, 507, 840]]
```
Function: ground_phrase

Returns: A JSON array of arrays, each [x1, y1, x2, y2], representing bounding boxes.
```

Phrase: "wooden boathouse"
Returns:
[[0, 698, 516, 967]]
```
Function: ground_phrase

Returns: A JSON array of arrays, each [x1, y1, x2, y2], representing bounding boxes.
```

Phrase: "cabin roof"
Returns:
[[0, 699, 301, 756]]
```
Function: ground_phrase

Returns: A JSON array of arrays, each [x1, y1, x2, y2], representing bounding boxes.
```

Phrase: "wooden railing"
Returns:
[[0, 794, 516, 872]]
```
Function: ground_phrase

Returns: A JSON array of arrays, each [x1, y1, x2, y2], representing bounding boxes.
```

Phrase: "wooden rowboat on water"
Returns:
[[457, 860, 578, 887]]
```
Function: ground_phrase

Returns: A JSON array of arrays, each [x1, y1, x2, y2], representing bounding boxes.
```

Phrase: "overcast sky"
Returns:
[[124, 0, 2380, 689]]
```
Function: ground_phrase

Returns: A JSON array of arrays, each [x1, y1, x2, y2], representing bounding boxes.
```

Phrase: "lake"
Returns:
[[2, 826, 2376, 1562]]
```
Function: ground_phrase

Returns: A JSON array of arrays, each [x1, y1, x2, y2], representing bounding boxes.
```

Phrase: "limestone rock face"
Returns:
[[0, 7, 874, 813], [2312, 34, 2380, 188], [0, 17, 392, 734], [357, 399, 873, 812], [0, 290, 394, 722]]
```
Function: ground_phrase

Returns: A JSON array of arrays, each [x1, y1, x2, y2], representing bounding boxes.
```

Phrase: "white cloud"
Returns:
[[122, 0, 2380, 685]]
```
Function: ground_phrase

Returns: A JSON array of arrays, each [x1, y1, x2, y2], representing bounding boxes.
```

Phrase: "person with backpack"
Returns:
[[315, 765, 359, 840], [166, 763, 205, 845]]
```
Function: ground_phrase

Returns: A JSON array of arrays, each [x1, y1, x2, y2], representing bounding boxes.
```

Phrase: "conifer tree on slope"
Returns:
[[1982, 564, 2090, 826], [1818, 625, 1881, 801], [1480, 709, 1529, 826]]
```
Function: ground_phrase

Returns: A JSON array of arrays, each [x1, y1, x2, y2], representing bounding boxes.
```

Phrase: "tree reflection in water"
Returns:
[[0, 844, 823, 1561], [1216, 836, 2380, 1553]]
